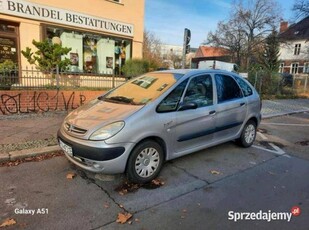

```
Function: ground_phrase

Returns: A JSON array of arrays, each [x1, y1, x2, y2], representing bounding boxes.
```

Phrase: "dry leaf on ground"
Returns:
[[0, 218, 16, 228], [66, 172, 76, 179], [210, 170, 221, 175], [116, 212, 132, 224], [152, 178, 165, 186]]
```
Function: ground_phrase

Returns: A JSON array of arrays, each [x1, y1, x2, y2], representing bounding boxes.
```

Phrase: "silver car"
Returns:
[[58, 69, 261, 183]]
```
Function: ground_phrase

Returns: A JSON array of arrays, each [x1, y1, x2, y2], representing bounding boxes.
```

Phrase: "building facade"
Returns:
[[278, 17, 309, 75], [0, 0, 144, 75]]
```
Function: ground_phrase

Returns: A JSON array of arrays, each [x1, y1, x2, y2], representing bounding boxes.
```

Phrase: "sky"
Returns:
[[144, 0, 296, 48]]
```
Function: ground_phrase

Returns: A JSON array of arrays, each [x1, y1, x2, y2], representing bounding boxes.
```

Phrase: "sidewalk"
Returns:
[[0, 99, 309, 162]]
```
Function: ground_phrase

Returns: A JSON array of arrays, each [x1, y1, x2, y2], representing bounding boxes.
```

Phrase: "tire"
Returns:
[[126, 140, 164, 184], [237, 120, 257, 148]]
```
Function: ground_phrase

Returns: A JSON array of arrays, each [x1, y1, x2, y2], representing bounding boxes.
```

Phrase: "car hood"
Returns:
[[65, 99, 143, 131]]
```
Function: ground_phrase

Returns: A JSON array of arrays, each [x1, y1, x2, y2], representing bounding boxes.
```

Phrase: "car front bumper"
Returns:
[[57, 128, 134, 174]]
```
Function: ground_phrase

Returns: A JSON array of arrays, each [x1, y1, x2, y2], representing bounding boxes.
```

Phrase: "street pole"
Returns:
[[182, 28, 190, 69]]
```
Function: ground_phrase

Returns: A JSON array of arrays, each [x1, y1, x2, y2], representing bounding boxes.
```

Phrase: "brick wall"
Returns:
[[0, 90, 104, 115]]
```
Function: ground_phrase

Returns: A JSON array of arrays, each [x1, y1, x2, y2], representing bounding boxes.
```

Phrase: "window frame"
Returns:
[[303, 62, 309, 74], [182, 74, 214, 109], [291, 62, 299, 74], [294, 43, 301, 55], [215, 73, 244, 104]]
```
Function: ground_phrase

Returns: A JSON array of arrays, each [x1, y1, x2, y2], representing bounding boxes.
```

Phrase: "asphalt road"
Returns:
[[0, 113, 308, 230]]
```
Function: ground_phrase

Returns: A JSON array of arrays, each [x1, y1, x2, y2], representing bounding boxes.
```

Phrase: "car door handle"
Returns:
[[209, 110, 216, 115], [240, 102, 246, 107]]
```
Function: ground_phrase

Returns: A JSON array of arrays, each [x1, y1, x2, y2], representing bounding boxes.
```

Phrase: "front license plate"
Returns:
[[59, 139, 73, 157]]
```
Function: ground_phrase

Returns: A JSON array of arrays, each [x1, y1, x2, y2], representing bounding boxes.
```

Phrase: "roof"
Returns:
[[194, 46, 230, 58], [279, 16, 309, 41]]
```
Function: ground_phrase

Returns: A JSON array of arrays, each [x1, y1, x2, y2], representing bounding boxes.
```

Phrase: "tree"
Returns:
[[259, 29, 280, 72], [207, 17, 247, 66], [207, 0, 281, 70], [292, 0, 309, 20], [234, 0, 281, 70], [142, 30, 163, 70], [22, 39, 71, 73]]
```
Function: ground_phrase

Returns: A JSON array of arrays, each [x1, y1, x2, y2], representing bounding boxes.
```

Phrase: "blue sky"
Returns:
[[144, 0, 296, 48]]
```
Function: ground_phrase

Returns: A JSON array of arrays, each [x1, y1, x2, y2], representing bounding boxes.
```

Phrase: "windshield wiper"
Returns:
[[103, 96, 136, 105]]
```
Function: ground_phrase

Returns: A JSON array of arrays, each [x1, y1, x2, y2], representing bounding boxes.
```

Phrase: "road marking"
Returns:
[[261, 123, 309, 127], [268, 143, 285, 155], [253, 142, 289, 157], [257, 132, 268, 140]]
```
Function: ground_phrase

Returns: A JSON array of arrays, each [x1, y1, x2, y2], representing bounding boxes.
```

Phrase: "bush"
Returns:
[[0, 60, 18, 90], [122, 59, 150, 78]]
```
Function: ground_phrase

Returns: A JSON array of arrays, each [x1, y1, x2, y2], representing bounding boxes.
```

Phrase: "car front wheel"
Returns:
[[126, 140, 164, 184], [237, 120, 257, 147]]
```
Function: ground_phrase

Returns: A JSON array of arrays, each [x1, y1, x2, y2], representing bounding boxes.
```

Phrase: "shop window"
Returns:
[[0, 20, 19, 69], [45, 26, 131, 75]]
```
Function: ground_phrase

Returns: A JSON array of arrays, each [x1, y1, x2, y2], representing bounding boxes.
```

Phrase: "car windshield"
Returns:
[[100, 72, 184, 105]]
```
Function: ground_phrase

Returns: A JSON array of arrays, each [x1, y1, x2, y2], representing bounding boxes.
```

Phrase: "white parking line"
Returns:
[[257, 132, 268, 140], [253, 143, 290, 158], [261, 123, 309, 127]]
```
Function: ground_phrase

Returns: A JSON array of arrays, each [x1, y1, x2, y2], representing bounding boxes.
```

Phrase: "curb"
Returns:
[[0, 146, 61, 163], [262, 109, 309, 119]]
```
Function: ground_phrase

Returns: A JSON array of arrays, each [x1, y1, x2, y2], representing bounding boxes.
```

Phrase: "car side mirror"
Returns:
[[178, 102, 198, 111]]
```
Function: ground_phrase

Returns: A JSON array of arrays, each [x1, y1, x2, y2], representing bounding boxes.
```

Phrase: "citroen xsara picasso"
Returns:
[[58, 69, 261, 183]]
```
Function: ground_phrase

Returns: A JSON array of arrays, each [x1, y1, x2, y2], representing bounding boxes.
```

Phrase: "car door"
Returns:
[[172, 74, 216, 157], [213, 73, 247, 142]]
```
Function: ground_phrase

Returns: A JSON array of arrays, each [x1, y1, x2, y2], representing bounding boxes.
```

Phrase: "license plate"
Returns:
[[59, 139, 73, 157]]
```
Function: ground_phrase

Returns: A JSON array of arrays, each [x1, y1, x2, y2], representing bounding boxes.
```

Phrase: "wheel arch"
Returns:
[[125, 136, 167, 172]]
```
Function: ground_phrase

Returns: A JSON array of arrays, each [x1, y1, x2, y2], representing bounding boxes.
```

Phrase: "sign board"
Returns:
[[0, 0, 134, 37]]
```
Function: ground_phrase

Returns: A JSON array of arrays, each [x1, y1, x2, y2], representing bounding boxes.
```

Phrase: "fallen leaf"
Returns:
[[210, 170, 220, 175], [116, 212, 132, 224], [104, 203, 110, 209], [0, 218, 16, 227], [66, 172, 76, 179], [152, 178, 165, 186], [135, 218, 140, 222]]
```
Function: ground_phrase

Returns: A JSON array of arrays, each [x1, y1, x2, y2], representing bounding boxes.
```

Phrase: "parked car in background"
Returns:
[[58, 69, 261, 183]]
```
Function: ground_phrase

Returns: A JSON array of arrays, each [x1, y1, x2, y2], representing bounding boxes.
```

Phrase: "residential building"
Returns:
[[0, 0, 144, 75], [278, 17, 309, 75], [191, 46, 231, 68]]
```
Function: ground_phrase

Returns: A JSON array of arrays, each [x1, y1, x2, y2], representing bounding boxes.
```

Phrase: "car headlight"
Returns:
[[89, 121, 125, 140]]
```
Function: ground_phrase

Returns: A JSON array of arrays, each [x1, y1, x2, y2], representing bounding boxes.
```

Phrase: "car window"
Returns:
[[234, 76, 253, 97], [215, 74, 243, 103], [183, 74, 213, 108], [101, 73, 184, 105], [157, 80, 188, 113]]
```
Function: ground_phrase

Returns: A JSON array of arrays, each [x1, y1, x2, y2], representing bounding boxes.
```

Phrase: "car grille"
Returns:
[[64, 122, 87, 135]]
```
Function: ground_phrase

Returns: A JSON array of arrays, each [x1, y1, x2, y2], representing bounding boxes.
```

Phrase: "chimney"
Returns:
[[280, 21, 288, 33]]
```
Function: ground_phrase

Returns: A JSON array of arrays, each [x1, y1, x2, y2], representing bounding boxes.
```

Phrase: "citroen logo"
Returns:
[[67, 124, 73, 132]]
